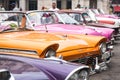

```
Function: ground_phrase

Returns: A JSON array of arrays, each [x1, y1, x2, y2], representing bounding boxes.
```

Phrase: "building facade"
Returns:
[[0, 0, 110, 13]]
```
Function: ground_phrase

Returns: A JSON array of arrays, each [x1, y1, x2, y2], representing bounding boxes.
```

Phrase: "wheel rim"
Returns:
[[45, 49, 56, 58], [78, 70, 89, 80]]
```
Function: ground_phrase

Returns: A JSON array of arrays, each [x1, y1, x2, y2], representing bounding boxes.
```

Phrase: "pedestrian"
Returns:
[[75, 4, 81, 9], [49, 2, 59, 11], [109, 5, 113, 14], [20, 7, 22, 11], [0, 5, 5, 11], [74, 4, 83, 11], [41, 6, 47, 10], [12, 3, 19, 11]]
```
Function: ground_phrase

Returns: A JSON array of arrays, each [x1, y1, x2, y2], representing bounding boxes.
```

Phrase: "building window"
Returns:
[[9, 0, 19, 10], [29, 0, 37, 10], [89, 0, 97, 8], [112, 0, 120, 4], [67, 0, 71, 9], [57, 0, 61, 9]]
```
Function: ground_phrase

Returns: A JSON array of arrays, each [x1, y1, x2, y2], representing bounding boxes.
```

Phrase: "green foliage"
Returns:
[[9, 23, 17, 28]]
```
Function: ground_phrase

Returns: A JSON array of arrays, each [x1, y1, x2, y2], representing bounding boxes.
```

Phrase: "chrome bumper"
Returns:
[[107, 45, 114, 50], [102, 51, 112, 63], [106, 37, 115, 45]]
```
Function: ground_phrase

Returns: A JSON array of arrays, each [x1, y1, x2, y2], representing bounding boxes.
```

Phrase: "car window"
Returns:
[[92, 9, 100, 15], [0, 13, 23, 32], [41, 13, 55, 24], [99, 9, 105, 14], [0, 56, 49, 80], [59, 13, 79, 25], [0, 13, 8, 21], [69, 13, 84, 23], [0, 13, 22, 23], [82, 13, 92, 22], [27, 12, 58, 25]]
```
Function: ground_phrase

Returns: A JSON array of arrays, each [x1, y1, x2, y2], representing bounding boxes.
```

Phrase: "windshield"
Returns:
[[0, 12, 23, 32], [69, 13, 84, 23], [27, 11, 79, 26], [58, 13, 79, 25], [68, 12, 97, 24], [86, 11, 97, 22], [98, 9, 105, 14], [91, 9, 100, 15], [82, 13, 92, 22], [27, 11, 59, 26], [0, 13, 22, 22]]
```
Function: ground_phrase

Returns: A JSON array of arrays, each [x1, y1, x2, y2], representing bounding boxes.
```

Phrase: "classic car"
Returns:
[[0, 54, 90, 80], [27, 11, 112, 36], [0, 11, 112, 72], [1, 11, 114, 42], [87, 9, 120, 26], [59, 10, 119, 36], [41, 10, 114, 44], [92, 8, 118, 18], [26, 10, 115, 43]]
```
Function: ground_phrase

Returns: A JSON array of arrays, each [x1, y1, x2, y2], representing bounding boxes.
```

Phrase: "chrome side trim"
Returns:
[[65, 66, 89, 80], [0, 48, 37, 54]]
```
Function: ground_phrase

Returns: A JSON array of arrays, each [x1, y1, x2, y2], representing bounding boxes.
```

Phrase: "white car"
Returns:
[[87, 9, 120, 27]]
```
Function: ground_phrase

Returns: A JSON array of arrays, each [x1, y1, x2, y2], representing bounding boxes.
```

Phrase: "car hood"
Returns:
[[87, 23, 119, 29], [0, 54, 89, 80], [0, 31, 105, 52], [35, 24, 102, 36], [85, 25, 114, 40]]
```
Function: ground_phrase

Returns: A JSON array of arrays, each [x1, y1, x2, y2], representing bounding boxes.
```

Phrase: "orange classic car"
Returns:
[[0, 11, 113, 72]]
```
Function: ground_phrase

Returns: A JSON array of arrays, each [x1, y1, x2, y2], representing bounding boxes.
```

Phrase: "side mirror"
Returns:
[[0, 69, 15, 80]]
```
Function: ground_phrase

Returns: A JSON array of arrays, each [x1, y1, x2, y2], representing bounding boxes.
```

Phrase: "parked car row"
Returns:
[[0, 9, 119, 80]]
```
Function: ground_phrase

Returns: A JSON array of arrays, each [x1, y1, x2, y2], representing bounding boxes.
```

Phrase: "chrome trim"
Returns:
[[44, 57, 67, 63], [0, 48, 37, 54], [108, 45, 114, 50], [102, 51, 111, 62], [65, 66, 89, 80], [99, 43, 107, 54]]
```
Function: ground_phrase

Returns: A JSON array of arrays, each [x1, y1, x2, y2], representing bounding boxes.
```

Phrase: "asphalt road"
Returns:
[[89, 38, 120, 80]]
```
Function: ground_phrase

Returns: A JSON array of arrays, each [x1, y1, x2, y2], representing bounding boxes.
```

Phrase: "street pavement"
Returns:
[[89, 38, 120, 80]]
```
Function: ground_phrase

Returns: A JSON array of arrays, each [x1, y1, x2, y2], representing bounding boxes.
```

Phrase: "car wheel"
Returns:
[[78, 70, 89, 80], [68, 69, 89, 80]]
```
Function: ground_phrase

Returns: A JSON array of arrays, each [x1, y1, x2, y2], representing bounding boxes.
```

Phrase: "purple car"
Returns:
[[25, 11, 114, 44], [0, 54, 89, 80]]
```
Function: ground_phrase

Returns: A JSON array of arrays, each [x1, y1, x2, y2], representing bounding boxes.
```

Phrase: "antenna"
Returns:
[[45, 23, 48, 32], [42, 13, 50, 32]]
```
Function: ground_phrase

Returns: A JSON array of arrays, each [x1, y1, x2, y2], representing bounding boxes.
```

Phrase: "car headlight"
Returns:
[[114, 20, 120, 26], [68, 70, 89, 80], [99, 43, 107, 54], [45, 49, 56, 58]]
